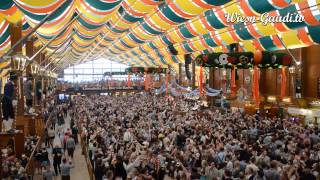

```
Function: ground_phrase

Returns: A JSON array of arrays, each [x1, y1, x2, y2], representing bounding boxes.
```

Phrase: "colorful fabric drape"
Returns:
[[0, 0, 320, 72], [199, 66, 204, 96], [252, 66, 260, 106], [231, 65, 236, 96], [281, 67, 287, 99]]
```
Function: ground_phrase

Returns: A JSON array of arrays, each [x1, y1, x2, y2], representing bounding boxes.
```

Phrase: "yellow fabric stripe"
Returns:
[[255, 22, 277, 36], [175, 0, 205, 15], [190, 19, 209, 35], [150, 14, 171, 30], [241, 40, 256, 52], [18, 0, 58, 6], [280, 30, 306, 49]]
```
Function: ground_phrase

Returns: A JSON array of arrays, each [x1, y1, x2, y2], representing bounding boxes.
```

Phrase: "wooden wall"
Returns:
[[301, 45, 320, 99], [209, 45, 320, 99]]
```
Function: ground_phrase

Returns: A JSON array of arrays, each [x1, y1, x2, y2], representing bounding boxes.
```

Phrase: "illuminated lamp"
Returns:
[[12, 53, 30, 72], [267, 96, 277, 102]]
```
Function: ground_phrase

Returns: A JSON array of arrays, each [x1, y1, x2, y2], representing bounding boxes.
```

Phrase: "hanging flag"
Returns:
[[252, 66, 260, 106], [144, 73, 150, 90], [281, 67, 287, 99], [165, 72, 169, 97], [231, 65, 237, 96]]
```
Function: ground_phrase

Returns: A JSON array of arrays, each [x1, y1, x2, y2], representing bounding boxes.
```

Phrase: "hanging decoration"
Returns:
[[281, 67, 287, 99], [165, 71, 169, 97], [252, 66, 260, 106], [231, 65, 237, 96], [0, 0, 319, 73], [195, 51, 293, 68], [144, 73, 150, 91], [154, 81, 222, 97], [126, 67, 167, 74]]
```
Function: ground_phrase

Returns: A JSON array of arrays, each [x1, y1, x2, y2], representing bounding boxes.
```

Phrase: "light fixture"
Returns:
[[12, 53, 30, 72], [30, 63, 40, 75], [289, 66, 295, 74], [39, 67, 46, 77], [267, 96, 277, 102], [282, 97, 291, 103]]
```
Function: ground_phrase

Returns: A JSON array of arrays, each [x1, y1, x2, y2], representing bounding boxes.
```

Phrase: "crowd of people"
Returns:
[[73, 94, 320, 180], [40, 103, 77, 180], [1, 135, 38, 179]]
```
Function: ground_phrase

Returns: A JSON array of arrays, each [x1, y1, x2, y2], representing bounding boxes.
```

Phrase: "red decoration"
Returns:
[[253, 51, 263, 65], [282, 55, 292, 66], [252, 66, 260, 106], [144, 72, 149, 91], [203, 55, 209, 62], [132, 67, 138, 73], [165, 72, 169, 97], [231, 65, 237, 96], [227, 56, 237, 64], [281, 67, 287, 99]]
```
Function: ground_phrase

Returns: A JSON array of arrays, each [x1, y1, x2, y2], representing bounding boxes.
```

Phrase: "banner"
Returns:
[[281, 67, 287, 99], [231, 65, 236, 96], [252, 66, 260, 106], [165, 73, 169, 97]]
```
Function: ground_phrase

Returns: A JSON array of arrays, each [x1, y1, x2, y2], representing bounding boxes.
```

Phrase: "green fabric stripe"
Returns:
[[84, 0, 121, 11]]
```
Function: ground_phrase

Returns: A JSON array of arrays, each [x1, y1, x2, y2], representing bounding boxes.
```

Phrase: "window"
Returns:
[[63, 58, 128, 83]]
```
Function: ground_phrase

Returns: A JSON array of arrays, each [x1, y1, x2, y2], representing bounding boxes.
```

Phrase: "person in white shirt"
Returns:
[[123, 129, 132, 143], [2, 118, 13, 132]]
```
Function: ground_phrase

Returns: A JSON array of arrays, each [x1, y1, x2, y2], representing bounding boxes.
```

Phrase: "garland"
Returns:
[[126, 67, 167, 74], [195, 51, 292, 68]]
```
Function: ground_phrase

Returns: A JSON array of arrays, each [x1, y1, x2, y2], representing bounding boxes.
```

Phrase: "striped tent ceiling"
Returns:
[[0, 0, 320, 72]]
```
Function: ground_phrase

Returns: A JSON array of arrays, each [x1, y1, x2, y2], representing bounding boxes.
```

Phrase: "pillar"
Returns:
[[25, 38, 36, 107], [167, 64, 171, 81], [178, 63, 182, 85], [192, 60, 196, 90], [208, 67, 215, 106], [301, 45, 320, 98], [9, 22, 25, 154], [34, 45, 42, 106], [9, 22, 24, 119]]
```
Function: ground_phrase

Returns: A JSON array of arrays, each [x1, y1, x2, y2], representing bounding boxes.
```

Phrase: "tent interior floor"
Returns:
[[33, 114, 90, 180]]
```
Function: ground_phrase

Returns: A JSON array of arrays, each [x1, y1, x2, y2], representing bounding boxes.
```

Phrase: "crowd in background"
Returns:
[[73, 94, 320, 180], [1, 135, 38, 179]]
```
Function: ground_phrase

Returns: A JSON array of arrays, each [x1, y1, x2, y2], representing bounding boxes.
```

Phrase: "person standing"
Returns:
[[66, 136, 76, 159], [71, 125, 78, 144], [2, 73, 15, 124], [61, 158, 74, 180], [48, 127, 55, 148], [25, 75, 33, 113], [52, 145, 63, 175], [42, 165, 55, 180], [35, 80, 42, 106], [41, 148, 50, 170]]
